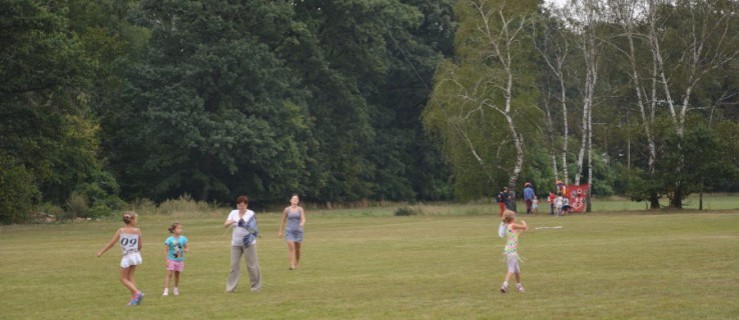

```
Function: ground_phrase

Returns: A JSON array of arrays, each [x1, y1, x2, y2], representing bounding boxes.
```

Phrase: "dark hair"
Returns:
[[236, 195, 249, 204], [122, 211, 138, 224], [168, 222, 181, 234]]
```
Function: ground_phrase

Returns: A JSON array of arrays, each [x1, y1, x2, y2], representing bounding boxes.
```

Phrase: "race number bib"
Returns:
[[120, 233, 139, 253]]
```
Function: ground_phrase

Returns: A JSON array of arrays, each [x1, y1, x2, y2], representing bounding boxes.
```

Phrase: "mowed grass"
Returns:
[[0, 207, 737, 319]]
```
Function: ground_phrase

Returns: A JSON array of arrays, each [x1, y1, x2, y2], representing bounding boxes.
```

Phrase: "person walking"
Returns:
[[97, 211, 145, 306], [523, 183, 535, 214], [279, 194, 306, 270], [224, 195, 261, 292]]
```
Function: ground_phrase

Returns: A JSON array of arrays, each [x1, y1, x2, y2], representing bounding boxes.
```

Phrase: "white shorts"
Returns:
[[120, 252, 143, 268]]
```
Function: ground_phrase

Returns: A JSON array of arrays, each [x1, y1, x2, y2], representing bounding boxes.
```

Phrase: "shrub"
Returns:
[[65, 193, 89, 220], [156, 194, 212, 215], [0, 158, 40, 224], [35, 203, 64, 223], [87, 204, 115, 219], [395, 207, 423, 216]]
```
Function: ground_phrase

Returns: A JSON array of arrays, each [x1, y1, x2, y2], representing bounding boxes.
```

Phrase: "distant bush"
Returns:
[[395, 207, 424, 216], [156, 194, 213, 215], [65, 193, 89, 220], [35, 203, 64, 223], [0, 158, 40, 224], [88, 204, 116, 219]]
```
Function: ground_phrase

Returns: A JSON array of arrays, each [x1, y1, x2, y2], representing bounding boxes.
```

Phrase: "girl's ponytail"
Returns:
[[168, 222, 181, 234]]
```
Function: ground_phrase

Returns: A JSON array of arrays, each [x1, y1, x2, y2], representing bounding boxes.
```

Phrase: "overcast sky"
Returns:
[[544, 0, 567, 8]]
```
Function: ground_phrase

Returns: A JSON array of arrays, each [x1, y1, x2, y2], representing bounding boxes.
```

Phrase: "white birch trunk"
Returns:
[[535, 23, 569, 183], [573, 0, 600, 186], [615, 0, 658, 174], [474, 1, 527, 190]]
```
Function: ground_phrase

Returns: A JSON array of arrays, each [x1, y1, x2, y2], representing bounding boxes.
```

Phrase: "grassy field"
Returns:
[[1, 202, 737, 319]]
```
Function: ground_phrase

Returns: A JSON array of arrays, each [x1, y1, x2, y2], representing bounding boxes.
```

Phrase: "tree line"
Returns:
[[425, 0, 737, 208], [1, 0, 457, 223], [1, 0, 736, 223]]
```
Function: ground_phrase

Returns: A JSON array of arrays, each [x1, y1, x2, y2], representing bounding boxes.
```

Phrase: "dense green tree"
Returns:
[[114, 0, 312, 202], [289, 0, 455, 202], [653, 124, 737, 208], [0, 0, 109, 222]]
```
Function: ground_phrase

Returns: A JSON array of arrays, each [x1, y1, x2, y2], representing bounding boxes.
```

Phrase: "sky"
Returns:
[[544, 0, 568, 8]]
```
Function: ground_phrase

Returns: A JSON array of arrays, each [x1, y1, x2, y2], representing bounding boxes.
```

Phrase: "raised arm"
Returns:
[[511, 220, 528, 231]]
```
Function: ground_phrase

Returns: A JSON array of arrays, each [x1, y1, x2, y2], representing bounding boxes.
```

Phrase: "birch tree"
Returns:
[[424, 0, 540, 199], [609, 0, 662, 207], [611, 0, 737, 208], [535, 10, 572, 185], [562, 0, 605, 188]]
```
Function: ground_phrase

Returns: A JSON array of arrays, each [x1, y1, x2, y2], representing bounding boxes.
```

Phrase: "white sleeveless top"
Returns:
[[119, 231, 140, 255]]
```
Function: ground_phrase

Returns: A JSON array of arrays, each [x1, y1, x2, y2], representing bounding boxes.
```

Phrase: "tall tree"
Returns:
[[117, 0, 312, 202], [610, 0, 737, 208], [424, 0, 541, 200], [0, 0, 104, 222], [291, 0, 455, 203], [655, 124, 738, 208]]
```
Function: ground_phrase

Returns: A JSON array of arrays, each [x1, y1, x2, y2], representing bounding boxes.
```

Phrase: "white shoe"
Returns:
[[162, 289, 169, 296], [173, 287, 179, 296]]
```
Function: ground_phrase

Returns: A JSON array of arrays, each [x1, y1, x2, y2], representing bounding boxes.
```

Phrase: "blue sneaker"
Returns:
[[134, 292, 144, 305]]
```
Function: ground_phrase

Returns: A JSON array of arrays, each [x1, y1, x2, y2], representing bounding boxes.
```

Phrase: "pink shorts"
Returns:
[[166, 259, 185, 272]]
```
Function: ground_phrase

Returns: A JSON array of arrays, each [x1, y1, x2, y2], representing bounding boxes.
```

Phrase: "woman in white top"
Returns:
[[224, 195, 261, 292]]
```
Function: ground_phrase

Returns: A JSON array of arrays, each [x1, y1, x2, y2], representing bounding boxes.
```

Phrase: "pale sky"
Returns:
[[544, 0, 568, 8]]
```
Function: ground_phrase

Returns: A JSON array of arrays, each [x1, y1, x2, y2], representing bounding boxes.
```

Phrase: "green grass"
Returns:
[[1, 205, 737, 319]]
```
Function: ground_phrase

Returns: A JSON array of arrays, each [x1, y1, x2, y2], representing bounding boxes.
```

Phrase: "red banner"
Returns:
[[567, 184, 589, 213]]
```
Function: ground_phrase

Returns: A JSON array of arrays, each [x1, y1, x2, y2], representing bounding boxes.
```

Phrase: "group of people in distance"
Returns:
[[497, 183, 572, 217], [96, 194, 306, 306]]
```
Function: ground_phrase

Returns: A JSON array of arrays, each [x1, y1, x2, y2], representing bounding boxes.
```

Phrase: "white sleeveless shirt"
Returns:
[[119, 230, 140, 255]]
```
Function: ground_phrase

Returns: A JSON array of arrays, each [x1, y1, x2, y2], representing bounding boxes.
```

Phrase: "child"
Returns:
[[561, 196, 571, 215], [163, 222, 189, 296], [554, 194, 564, 216], [532, 196, 539, 214], [97, 211, 145, 306], [500, 210, 528, 293]]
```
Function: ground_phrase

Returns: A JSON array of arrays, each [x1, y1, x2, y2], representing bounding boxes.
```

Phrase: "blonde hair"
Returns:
[[502, 210, 516, 224], [122, 211, 138, 225]]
